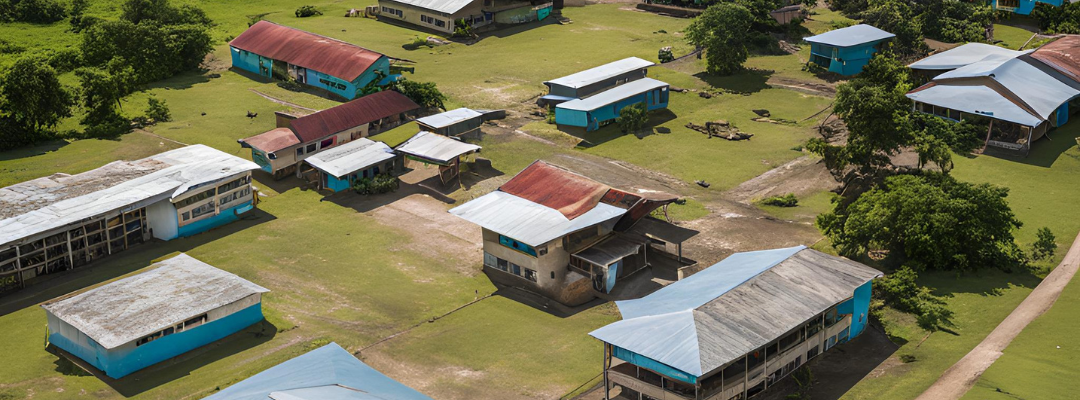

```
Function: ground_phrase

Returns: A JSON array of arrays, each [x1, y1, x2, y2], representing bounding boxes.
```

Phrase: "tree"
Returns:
[[75, 58, 137, 137], [1032, 2, 1080, 34], [817, 172, 1025, 272], [145, 95, 171, 123], [0, 0, 67, 24], [392, 80, 447, 110], [617, 103, 648, 134], [120, 0, 209, 25], [1031, 227, 1057, 261], [81, 19, 212, 84], [685, 3, 754, 76], [874, 265, 954, 331], [921, 0, 992, 43], [0, 55, 74, 134], [860, 0, 927, 56]]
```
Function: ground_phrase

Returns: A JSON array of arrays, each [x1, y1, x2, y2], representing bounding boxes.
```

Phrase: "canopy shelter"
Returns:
[[628, 216, 698, 263], [204, 342, 434, 400], [415, 108, 484, 138], [394, 131, 481, 185], [571, 234, 648, 293], [303, 139, 399, 192]]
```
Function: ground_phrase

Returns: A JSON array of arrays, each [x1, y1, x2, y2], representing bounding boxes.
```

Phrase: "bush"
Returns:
[[760, 193, 798, 207], [145, 96, 171, 123], [82, 19, 213, 85], [874, 265, 954, 331], [391, 79, 446, 110], [1032, 2, 1080, 34], [0, 39, 26, 55], [453, 18, 472, 37], [617, 103, 648, 134], [45, 47, 83, 73], [0, 0, 67, 24], [295, 5, 322, 18], [353, 174, 399, 195], [403, 36, 432, 50], [546, 107, 556, 124], [277, 78, 304, 92], [1031, 227, 1057, 261]]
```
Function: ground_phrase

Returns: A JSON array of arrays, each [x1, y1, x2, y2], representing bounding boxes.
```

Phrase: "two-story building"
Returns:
[[450, 160, 696, 306], [590, 246, 882, 400], [541, 57, 655, 106], [805, 24, 895, 76], [0, 145, 259, 296], [238, 90, 419, 179], [376, 0, 552, 35]]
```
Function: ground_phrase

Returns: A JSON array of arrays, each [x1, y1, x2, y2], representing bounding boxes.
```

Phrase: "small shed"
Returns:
[[769, 4, 806, 24], [555, 78, 670, 131], [416, 108, 484, 138], [394, 131, 482, 185], [805, 24, 895, 76], [303, 138, 402, 192], [203, 342, 434, 400], [42, 254, 268, 379]]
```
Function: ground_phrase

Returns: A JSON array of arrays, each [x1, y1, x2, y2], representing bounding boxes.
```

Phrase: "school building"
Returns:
[[805, 24, 894, 76]]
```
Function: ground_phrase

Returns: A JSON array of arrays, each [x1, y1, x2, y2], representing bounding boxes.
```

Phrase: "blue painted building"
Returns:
[[805, 24, 895, 76], [204, 342, 434, 400], [42, 254, 269, 379], [590, 246, 883, 400], [555, 78, 670, 131], [302, 138, 403, 193], [229, 21, 393, 100], [989, 0, 1068, 15]]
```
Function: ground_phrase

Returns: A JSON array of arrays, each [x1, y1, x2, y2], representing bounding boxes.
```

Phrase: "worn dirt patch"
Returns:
[[680, 198, 824, 265], [360, 349, 560, 400], [724, 155, 839, 204], [370, 194, 482, 275]]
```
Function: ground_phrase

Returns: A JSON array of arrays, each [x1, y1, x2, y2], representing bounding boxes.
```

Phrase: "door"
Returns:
[[296, 67, 307, 84]]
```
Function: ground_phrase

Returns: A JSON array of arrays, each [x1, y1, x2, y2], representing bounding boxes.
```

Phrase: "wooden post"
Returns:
[[603, 344, 610, 400], [743, 354, 749, 400], [763, 345, 768, 390], [14, 245, 23, 289], [65, 230, 73, 271]]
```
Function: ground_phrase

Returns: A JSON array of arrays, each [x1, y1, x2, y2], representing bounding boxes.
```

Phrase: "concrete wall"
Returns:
[[146, 200, 179, 241], [378, 0, 484, 34], [176, 201, 252, 238], [548, 69, 650, 100], [230, 47, 272, 78], [810, 42, 887, 76], [834, 280, 873, 339], [557, 86, 669, 131]]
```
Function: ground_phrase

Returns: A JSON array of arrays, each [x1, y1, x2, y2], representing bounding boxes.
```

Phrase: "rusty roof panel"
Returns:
[[289, 90, 419, 143], [229, 21, 386, 82], [499, 161, 611, 220], [1032, 35, 1080, 84], [241, 127, 301, 153]]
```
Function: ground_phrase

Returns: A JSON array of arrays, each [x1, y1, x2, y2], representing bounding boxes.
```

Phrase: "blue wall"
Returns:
[[177, 201, 253, 238], [993, 0, 1036, 14], [834, 280, 873, 339], [810, 41, 888, 76], [1058, 102, 1070, 127], [230, 47, 390, 100], [556, 88, 669, 131], [50, 303, 265, 379], [231, 47, 272, 78], [326, 174, 351, 192], [613, 346, 698, 384]]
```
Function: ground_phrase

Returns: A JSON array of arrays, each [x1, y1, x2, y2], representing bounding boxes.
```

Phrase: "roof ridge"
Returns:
[[255, 20, 383, 56]]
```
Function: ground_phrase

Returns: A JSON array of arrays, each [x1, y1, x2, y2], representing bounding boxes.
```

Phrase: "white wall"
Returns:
[[146, 200, 179, 241]]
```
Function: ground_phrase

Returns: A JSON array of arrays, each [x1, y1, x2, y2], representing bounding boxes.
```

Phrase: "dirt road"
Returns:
[[914, 232, 1080, 400]]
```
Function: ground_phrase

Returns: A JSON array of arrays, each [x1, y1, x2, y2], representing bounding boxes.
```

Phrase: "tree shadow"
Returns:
[[478, 18, 560, 40], [0, 208, 277, 316], [0, 140, 70, 163], [572, 109, 680, 148], [754, 327, 900, 400], [921, 267, 1042, 299], [694, 68, 773, 94], [143, 70, 212, 91]]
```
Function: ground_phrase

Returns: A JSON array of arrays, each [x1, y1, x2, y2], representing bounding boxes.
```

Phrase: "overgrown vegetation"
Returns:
[[0, 0, 67, 24], [353, 173, 400, 195], [827, 0, 992, 56], [685, 3, 753, 76], [1032, 2, 1080, 34], [391, 79, 447, 110], [75, 58, 137, 138], [145, 95, 171, 123], [873, 265, 954, 331], [0, 55, 74, 149], [295, 5, 322, 18], [761, 193, 799, 207], [616, 103, 648, 134]]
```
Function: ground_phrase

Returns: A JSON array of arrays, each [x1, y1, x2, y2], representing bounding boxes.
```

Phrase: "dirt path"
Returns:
[[249, 89, 319, 112], [914, 232, 1080, 400]]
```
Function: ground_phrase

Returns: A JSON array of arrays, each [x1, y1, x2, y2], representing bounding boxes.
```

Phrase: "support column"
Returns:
[[14, 245, 23, 288], [65, 230, 74, 271], [743, 354, 748, 400], [604, 344, 610, 400], [763, 345, 768, 390]]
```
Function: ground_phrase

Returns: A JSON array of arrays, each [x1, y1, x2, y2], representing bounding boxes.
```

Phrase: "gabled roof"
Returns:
[[42, 254, 268, 349], [1031, 35, 1080, 84], [229, 21, 386, 82], [556, 78, 669, 112], [0, 145, 259, 249], [241, 128, 302, 153], [908, 43, 1026, 71], [304, 139, 396, 179], [804, 24, 894, 47], [544, 57, 655, 89], [415, 108, 483, 130], [498, 161, 611, 220], [907, 83, 1045, 126], [291, 91, 419, 143], [203, 343, 434, 400], [590, 247, 882, 377], [449, 190, 626, 247], [393, 131, 481, 164], [383, 0, 476, 14]]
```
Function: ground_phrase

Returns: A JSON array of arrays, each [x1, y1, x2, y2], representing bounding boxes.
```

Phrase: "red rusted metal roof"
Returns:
[[290, 90, 419, 143], [241, 128, 301, 153], [499, 161, 611, 220], [229, 21, 386, 82], [1032, 35, 1080, 84]]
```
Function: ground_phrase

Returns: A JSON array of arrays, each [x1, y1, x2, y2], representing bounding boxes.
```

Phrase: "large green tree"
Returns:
[[1033, 2, 1080, 34], [0, 55, 74, 136], [82, 20, 212, 84], [860, 0, 927, 56], [685, 3, 754, 76], [75, 58, 137, 137]]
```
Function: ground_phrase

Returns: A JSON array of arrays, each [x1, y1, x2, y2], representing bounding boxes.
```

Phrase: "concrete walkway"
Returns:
[[914, 232, 1080, 400]]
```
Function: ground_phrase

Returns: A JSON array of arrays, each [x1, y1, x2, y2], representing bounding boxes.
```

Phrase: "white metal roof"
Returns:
[[556, 78, 669, 112], [907, 84, 1045, 126], [544, 57, 655, 89], [304, 139, 396, 179], [934, 56, 1080, 120], [383, 0, 475, 14], [804, 24, 895, 47], [908, 43, 1026, 70], [394, 131, 481, 164], [449, 190, 626, 247], [41, 253, 268, 349], [415, 108, 483, 129], [0, 145, 260, 248], [590, 247, 882, 377]]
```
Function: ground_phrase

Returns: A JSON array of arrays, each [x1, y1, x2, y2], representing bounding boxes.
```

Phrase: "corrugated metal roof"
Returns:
[[41, 254, 268, 349], [382, 0, 476, 15], [906, 83, 1045, 126], [415, 108, 483, 130], [229, 21, 386, 82], [590, 247, 882, 377], [556, 78, 669, 112], [933, 56, 1079, 120], [908, 43, 1025, 70], [304, 139, 396, 178], [573, 234, 645, 267], [544, 57, 655, 89], [0, 145, 260, 249], [449, 190, 626, 247], [291, 91, 419, 144], [804, 24, 895, 47], [393, 131, 481, 164], [628, 217, 698, 244], [241, 127, 302, 153], [499, 161, 611, 220], [1031, 35, 1080, 84], [204, 343, 434, 400]]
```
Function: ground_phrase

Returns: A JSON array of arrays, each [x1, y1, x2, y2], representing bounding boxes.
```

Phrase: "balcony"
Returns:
[[608, 363, 695, 400]]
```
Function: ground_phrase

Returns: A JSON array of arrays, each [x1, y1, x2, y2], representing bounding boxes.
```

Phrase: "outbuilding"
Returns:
[[805, 24, 894, 76], [303, 138, 403, 192], [0, 145, 259, 295], [590, 246, 882, 400], [43, 254, 269, 379], [416, 108, 484, 138], [542, 57, 655, 106], [394, 131, 482, 185], [555, 78, 669, 132]]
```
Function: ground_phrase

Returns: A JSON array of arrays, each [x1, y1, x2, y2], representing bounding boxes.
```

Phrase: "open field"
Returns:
[[1, 2, 1080, 400]]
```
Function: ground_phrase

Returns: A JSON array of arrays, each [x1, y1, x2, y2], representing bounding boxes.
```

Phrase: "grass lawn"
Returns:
[[993, 24, 1036, 50]]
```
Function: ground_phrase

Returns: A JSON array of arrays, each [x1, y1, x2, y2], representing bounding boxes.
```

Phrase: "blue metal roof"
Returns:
[[805, 24, 895, 47], [203, 343, 433, 400]]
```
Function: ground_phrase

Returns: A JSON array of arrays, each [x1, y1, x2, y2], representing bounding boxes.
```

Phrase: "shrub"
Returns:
[[453, 18, 472, 37], [277, 78, 304, 92], [403, 36, 432, 50], [616, 102, 648, 134], [874, 265, 954, 331], [0, 39, 25, 55], [353, 174, 400, 195], [145, 96, 171, 123], [295, 5, 322, 18], [1031, 227, 1057, 261], [45, 47, 82, 73], [0, 0, 67, 24], [392, 79, 446, 110], [760, 193, 798, 207], [546, 107, 556, 124], [899, 354, 917, 363], [82, 20, 213, 85]]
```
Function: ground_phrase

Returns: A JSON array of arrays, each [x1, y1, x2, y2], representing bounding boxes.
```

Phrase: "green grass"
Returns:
[[756, 190, 836, 222], [993, 24, 1036, 50], [804, 6, 856, 35]]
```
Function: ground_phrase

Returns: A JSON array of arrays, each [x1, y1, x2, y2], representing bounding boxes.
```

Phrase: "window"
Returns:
[[175, 188, 216, 208], [136, 332, 161, 346], [807, 345, 820, 359], [220, 188, 251, 206], [320, 137, 335, 149], [550, 271, 555, 279], [999, 0, 1019, 8], [162, 327, 174, 337], [306, 143, 317, 153], [182, 211, 190, 221], [190, 201, 215, 219], [184, 314, 208, 330], [297, 147, 304, 156], [484, 252, 497, 268], [497, 257, 509, 272], [436, 19, 445, 28], [218, 176, 249, 194], [511, 263, 521, 276], [499, 235, 537, 257], [524, 268, 537, 282], [537, 245, 548, 256]]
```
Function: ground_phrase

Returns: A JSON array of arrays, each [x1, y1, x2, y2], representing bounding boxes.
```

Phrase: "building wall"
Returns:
[[1056, 101, 1069, 127], [993, 0, 1037, 14], [176, 201, 252, 238], [420, 117, 483, 137], [547, 69, 650, 100], [47, 296, 264, 379], [835, 280, 873, 338], [810, 41, 889, 76], [378, 0, 484, 34], [146, 200, 179, 241], [231, 44, 388, 100], [230, 47, 272, 78], [557, 87, 669, 131], [320, 155, 405, 192]]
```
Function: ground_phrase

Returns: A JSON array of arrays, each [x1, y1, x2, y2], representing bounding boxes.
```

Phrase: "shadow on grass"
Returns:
[[995, 123, 1080, 168], [0, 140, 69, 163], [754, 327, 900, 400], [694, 68, 773, 94], [573, 109, 680, 148], [144, 70, 212, 91], [922, 267, 1042, 299], [0, 208, 277, 317], [480, 18, 560, 40]]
